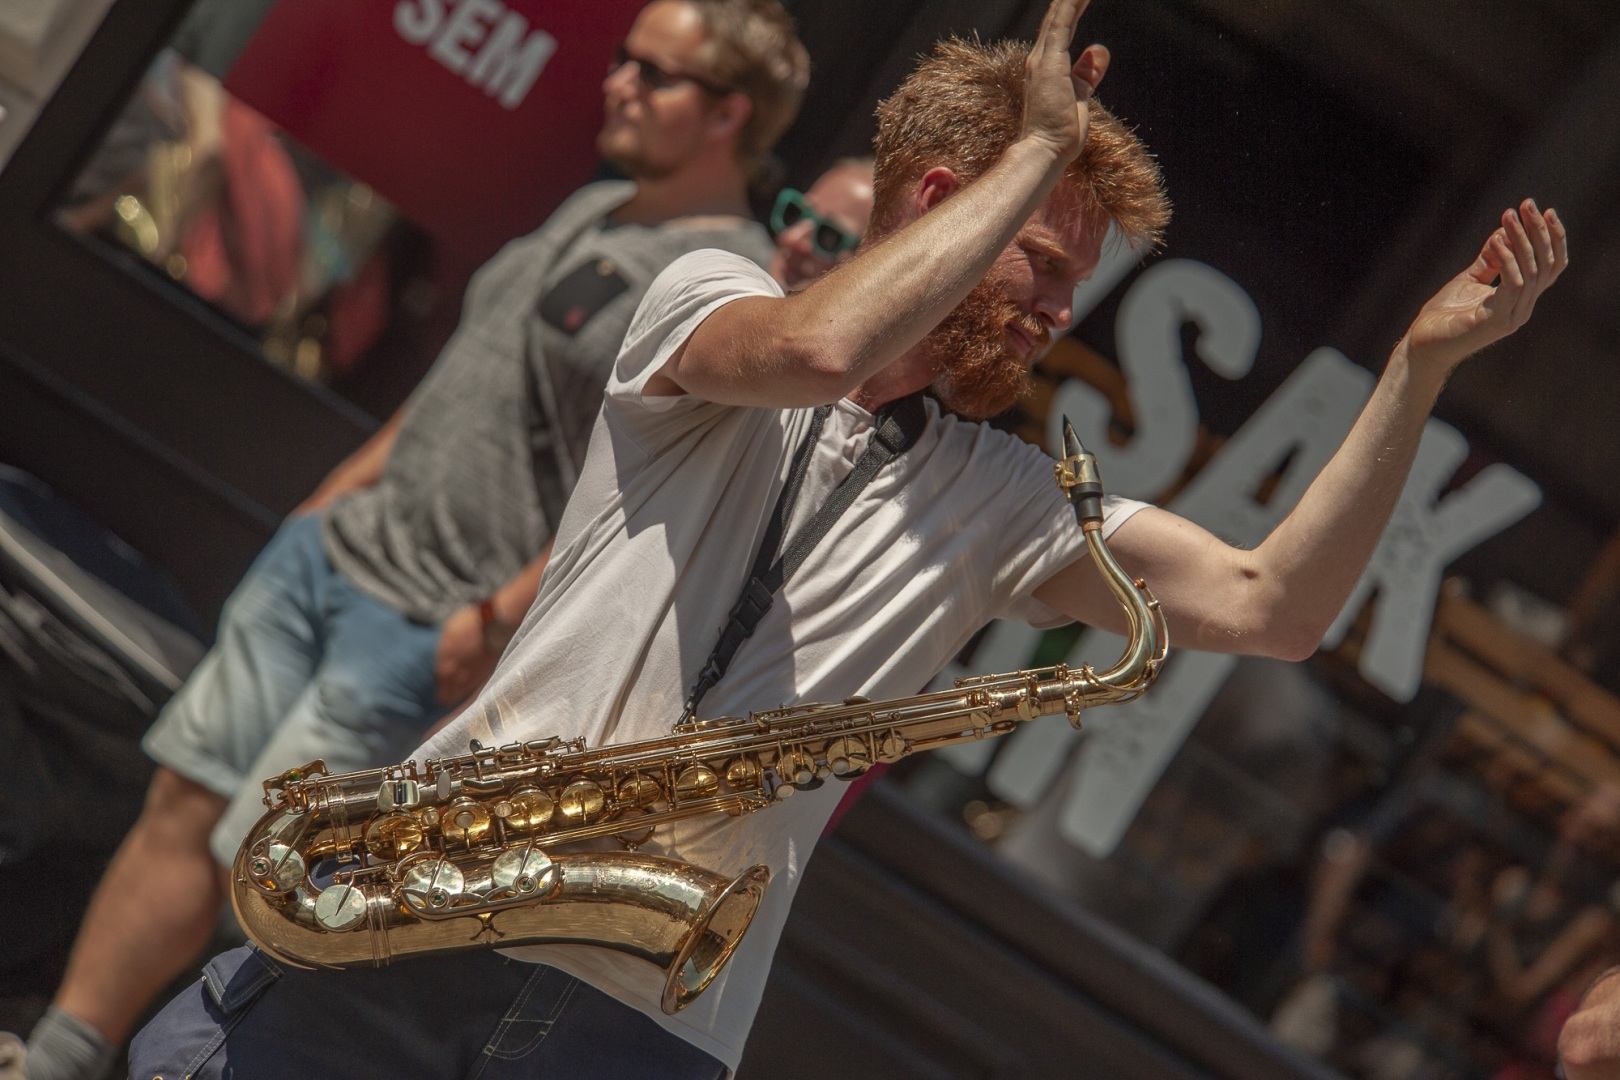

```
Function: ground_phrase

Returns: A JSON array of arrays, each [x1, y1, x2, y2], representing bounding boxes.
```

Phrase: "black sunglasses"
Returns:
[[770, 188, 859, 262], [611, 44, 732, 97]]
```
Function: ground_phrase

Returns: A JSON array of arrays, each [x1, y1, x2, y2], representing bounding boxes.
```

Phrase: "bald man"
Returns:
[[768, 158, 874, 292]]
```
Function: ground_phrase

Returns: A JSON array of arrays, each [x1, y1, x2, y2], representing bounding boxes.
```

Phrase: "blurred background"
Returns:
[[2, 1, 1618, 1077]]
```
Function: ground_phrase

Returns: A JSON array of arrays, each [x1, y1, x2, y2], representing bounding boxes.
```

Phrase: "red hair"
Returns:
[[871, 37, 1169, 250]]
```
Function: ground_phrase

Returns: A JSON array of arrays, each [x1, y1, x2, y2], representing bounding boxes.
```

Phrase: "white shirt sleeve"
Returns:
[[978, 423, 1152, 627], [608, 249, 782, 407]]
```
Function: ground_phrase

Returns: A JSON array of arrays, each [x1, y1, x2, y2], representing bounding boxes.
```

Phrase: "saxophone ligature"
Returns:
[[231, 418, 1167, 1014]]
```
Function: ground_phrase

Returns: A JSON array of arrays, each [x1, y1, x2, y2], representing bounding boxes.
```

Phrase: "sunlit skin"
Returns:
[[918, 179, 1107, 418], [769, 162, 876, 292], [1002, 206, 1108, 360]]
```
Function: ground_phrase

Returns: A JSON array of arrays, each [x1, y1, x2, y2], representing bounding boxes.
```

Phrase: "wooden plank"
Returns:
[[1433, 595, 1620, 752], [1450, 710, 1585, 806], [1424, 642, 1620, 793]]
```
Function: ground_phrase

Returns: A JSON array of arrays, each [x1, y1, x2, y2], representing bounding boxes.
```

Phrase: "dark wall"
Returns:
[[0, 0, 375, 621]]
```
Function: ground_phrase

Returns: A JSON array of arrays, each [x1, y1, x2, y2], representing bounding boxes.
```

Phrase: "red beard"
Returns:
[[922, 273, 1050, 421]]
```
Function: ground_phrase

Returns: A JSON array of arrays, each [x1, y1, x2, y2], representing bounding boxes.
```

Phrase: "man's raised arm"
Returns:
[[647, 0, 1108, 408], [1037, 199, 1569, 659]]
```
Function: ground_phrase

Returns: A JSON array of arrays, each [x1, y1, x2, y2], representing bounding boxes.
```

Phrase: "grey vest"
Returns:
[[322, 182, 772, 624]]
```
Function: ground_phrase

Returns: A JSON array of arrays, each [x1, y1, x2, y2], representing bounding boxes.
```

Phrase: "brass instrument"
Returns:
[[231, 422, 1167, 1014]]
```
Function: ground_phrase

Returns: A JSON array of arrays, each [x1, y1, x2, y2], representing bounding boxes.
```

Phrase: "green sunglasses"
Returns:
[[770, 188, 860, 261]]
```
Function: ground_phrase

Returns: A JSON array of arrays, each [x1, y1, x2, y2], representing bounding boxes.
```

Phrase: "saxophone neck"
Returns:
[[1079, 523, 1166, 692], [1045, 424, 1169, 719]]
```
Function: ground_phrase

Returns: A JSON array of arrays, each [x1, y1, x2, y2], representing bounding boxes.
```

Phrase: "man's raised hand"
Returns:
[[1022, 0, 1110, 165], [1402, 199, 1568, 376]]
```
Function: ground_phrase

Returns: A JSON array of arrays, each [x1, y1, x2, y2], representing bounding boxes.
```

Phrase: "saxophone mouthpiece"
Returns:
[[1055, 415, 1105, 527], [1062, 416, 1084, 461]]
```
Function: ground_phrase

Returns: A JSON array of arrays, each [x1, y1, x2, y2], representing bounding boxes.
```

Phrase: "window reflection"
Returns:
[[56, 50, 433, 388]]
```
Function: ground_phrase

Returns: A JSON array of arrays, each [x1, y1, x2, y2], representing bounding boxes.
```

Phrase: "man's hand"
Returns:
[[434, 603, 500, 706], [1401, 198, 1568, 377], [1021, 0, 1110, 164]]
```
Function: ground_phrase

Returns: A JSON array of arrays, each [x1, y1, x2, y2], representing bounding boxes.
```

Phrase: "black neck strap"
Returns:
[[679, 393, 928, 723]]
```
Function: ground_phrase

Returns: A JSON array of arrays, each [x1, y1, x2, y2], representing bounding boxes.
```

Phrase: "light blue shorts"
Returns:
[[142, 514, 445, 865]]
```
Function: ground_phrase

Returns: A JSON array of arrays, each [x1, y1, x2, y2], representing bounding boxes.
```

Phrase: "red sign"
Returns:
[[225, 0, 643, 263]]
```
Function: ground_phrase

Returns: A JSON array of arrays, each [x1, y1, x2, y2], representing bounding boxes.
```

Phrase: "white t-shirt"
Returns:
[[414, 249, 1147, 1070]]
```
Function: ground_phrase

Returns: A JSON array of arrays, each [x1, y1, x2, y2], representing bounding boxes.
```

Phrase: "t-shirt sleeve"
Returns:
[[608, 249, 782, 408], [981, 431, 1151, 628]]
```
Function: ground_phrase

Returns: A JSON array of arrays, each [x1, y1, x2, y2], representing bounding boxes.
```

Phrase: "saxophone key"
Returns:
[[491, 848, 559, 897], [313, 882, 369, 931], [440, 798, 493, 845], [776, 748, 816, 787], [248, 841, 305, 893], [558, 779, 608, 824], [825, 736, 872, 777], [617, 774, 663, 807], [724, 754, 763, 790], [875, 734, 909, 762], [503, 787, 556, 831], [400, 856, 466, 911], [673, 765, 720, 802], [363, 812, 426, 860]]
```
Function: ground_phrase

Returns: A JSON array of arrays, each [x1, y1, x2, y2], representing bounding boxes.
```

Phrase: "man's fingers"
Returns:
[[1034, 0, 1060, 52], [1073, 43, 1110, 95], [1469, 228, 1506, 285], [1039, 0, 1085, 53], [1503, 205, 1538, 287], [1488, 230, 1523, 290], [1547, 207, 1569, 272], [1065, 0, 1093, 44], [1523, 199, 1556, 278]]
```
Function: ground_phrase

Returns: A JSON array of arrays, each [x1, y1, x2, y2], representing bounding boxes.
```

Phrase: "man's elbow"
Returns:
[[1232, 582, 1329, 662], [1245, 622, 1322, 663], [1240, 594, 1331, 662], [1267, 629, 1324, 664], [791, 341, 864, 400], [772, 324, 867, 401]]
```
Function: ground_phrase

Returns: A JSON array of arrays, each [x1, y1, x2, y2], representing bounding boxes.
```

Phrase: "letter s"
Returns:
[[395, 0, 446, 45], [1051, 259, 1260, 500]]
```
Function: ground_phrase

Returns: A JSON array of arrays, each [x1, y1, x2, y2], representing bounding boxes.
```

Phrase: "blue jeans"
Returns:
[[128, 946, 727, 1079], [142, 514, 446, 863]]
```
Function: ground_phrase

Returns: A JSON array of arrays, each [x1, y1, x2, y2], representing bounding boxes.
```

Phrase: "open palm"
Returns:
[[1405, 199, 1568, 373], [1022, 0, 1111, 164]]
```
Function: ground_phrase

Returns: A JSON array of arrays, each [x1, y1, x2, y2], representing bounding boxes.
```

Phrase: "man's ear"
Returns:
[[914, 167, 960, 216], [708, 92, 753, 144]]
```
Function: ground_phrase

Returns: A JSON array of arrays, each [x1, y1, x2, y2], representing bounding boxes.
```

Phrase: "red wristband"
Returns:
[[478, 597, 513, 652]]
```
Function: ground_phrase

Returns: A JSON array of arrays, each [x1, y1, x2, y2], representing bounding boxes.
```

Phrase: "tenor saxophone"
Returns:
[[231, 422, 1167, 1014]]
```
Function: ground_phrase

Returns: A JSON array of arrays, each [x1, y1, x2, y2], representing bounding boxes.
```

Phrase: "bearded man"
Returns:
[[125, 0, 1565, 1077]]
